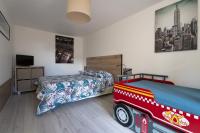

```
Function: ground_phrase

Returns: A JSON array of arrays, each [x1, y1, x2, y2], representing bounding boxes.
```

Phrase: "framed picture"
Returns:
[[155, 0, 198, 53], [55, 35, 74, 63], [0, 11, 10, 40]]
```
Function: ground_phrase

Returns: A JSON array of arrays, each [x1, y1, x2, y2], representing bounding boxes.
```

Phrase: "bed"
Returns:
[[113, 74, 200, 133], [36, 54, 122, 115]]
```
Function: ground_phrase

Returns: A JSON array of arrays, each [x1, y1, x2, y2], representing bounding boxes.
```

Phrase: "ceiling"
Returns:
[[3, 0, 163, 36]]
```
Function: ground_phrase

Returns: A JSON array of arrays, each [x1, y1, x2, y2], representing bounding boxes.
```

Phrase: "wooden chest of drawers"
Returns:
[[15, 66, 44, 93]]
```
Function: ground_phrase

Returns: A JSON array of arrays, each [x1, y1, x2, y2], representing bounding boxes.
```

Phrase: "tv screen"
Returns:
[[16, 55, 34, 66]]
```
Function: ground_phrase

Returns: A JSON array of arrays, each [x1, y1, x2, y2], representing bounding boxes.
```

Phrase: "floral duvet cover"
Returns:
[[36, 71, 113, 115]]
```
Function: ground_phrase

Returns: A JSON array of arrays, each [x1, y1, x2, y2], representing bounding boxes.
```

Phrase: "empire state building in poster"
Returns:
[[155, 0, 197, 53], [174, 5, 181, 32]]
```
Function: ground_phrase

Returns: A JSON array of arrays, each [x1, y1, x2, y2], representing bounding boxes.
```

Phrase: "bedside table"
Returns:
[[116, 75, 129, 82]]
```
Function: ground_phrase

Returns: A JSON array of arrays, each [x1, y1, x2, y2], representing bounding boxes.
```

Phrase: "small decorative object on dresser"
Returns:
[[15, 66, 44, 94]]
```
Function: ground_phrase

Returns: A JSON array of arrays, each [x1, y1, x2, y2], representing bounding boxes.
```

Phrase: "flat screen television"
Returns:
[[16, 55, 34, 66]]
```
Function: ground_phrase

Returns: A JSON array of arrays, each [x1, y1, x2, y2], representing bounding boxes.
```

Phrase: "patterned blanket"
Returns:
[[36, 71, 113, 115]]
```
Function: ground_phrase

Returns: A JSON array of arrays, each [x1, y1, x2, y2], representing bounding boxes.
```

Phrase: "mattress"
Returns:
[[125, 80, 200, 116]]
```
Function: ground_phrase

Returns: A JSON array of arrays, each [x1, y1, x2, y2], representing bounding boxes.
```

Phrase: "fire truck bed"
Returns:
[[125, 80, 200, 116]]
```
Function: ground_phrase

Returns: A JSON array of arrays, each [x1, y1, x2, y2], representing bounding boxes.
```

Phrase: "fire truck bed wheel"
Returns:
[[114, 104, 133, 127]]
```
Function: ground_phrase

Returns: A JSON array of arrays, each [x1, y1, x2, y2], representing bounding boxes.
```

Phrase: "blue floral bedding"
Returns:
[[36, 71, 113, 115]]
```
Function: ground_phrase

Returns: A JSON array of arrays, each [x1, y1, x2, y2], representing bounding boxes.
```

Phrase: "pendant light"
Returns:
[[67, 0, 91, 23]]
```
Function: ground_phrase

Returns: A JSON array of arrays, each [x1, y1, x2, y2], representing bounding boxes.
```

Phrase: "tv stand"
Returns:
[[15, 66, 44, 94]]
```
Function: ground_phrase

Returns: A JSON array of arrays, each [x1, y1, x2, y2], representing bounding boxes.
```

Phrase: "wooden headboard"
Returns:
[[86, 54, 123, 80]]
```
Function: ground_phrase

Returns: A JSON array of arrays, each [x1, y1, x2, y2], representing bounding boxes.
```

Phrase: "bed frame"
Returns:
[[113, 74, 199, 133], [86, 54, 123, 81], [36, 54, 123, 115]]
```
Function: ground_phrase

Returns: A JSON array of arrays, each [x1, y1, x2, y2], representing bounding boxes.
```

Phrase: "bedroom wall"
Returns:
[[0, 0, 13, 110], [13, 25, 84, 76], [84, 0, 200, 89], [0, 0, 13, 85]]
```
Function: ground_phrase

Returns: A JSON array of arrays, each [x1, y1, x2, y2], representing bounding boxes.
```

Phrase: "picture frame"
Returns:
[[55, 35, 74, 64], [155, 0, 198, 53], [0, 10, 10, 41]]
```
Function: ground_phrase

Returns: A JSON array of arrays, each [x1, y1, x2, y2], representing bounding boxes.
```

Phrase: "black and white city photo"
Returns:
[[155, 0, 198, 53], [55, 35, 74, 63]]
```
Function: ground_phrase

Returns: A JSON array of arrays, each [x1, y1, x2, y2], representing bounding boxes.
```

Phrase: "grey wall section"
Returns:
[[0, 79, 11, 111], [0, 0, 13, 110]]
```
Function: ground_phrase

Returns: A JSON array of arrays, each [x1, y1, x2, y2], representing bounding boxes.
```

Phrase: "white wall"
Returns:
[[84, 0, 200, 89], [13, 25, 84, 76], [0, 0, 13, 85]]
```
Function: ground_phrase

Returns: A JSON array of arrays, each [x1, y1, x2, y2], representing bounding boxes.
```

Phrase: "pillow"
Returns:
[[80, 70, 96, 76], [96, 71, 114, 86], [96, 71, 112, 78]]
